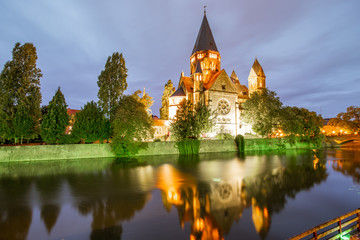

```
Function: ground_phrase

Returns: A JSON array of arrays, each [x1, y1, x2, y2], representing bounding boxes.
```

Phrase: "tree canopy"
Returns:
[[71, 101, 110, 143], [41, 87, 69, 144], [111, 95, 154, 158], [159, 80, 175, 120], [0, 42, 42, 141], [97, 52, 128, 120], [170, 100, 216, 141], [281, 106, 323, 141], [242, 88, 283, 137], [133, 88, 154, 115], [334, 106, 360, 132]]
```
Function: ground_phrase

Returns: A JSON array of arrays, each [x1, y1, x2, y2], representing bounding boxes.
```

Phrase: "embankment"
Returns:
[[0, 137, 329, 162]]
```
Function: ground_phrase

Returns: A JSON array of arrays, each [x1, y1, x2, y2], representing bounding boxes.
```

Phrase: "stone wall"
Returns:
[[0, 140, 238, 162]]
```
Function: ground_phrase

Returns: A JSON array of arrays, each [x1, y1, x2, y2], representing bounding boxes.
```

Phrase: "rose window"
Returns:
[[217, 99, 230, 115], [218, 184, 232, 201]]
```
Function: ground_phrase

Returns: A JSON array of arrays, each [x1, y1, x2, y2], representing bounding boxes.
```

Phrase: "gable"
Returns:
[[208, 70, 237, 93]]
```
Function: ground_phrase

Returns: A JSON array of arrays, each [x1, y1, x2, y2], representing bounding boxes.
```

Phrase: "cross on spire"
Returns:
[[204, 6, 207, 15]]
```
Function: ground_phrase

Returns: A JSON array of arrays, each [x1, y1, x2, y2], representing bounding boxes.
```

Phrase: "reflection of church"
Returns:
[[168, 11, 266, 136]]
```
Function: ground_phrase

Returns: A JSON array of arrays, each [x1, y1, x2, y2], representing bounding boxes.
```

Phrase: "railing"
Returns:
[[289, 209, 360, 240]]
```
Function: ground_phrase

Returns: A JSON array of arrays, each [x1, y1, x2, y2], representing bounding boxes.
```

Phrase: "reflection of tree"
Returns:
[[329, 150, 360, 183], [242, 153, 328, 239], [67, 164, 153, 240], [35, 175, 62, 234], [0, 178, 33, 240]]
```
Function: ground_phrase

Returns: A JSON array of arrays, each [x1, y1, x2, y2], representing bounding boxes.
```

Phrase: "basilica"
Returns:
[[167, 12, 267, 137]]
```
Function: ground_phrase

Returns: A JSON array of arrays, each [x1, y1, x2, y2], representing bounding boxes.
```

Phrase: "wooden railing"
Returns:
[[289, 209, 360, 240]]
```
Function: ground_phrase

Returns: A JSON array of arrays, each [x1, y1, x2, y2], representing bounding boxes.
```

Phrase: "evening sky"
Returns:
[[0, 0, 359, 118]]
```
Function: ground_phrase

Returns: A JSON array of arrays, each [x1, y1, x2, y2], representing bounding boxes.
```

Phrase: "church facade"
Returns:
[[168, 13, 267, 137]]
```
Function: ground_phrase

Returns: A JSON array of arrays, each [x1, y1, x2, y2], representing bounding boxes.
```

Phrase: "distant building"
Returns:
[[65, 108, 80, 134], [168, 12, 266, 137]]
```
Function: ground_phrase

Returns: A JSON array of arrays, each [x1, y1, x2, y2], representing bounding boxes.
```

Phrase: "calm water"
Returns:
[[0, 149, 359, 240]]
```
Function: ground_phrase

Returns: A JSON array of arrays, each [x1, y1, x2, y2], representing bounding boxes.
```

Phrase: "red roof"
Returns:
[[67, 108, 80, 116]]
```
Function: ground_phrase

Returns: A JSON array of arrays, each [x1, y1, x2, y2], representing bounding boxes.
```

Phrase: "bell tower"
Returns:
[[190, 11, 221, 82], [248, 58, 266, 95]]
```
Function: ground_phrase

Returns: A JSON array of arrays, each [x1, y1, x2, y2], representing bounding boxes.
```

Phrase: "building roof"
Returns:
[[192, 14, 218, 55], [153, 119, 167, 127], [203, 70, 223, 90], [230, 70, 240, 84], [170, 86, 186, 97], [194, 60, 203, 73], [67, 108, 80, 116], [252, 58, 265, 77]]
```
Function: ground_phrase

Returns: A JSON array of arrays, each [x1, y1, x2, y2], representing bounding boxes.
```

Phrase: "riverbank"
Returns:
[[0, 137, 342, 162]]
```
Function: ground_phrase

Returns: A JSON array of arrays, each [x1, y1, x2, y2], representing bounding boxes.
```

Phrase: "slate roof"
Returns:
[[170, 87, 186, 97], [192, 14, 218, 55], [194, 61, 202, 73]]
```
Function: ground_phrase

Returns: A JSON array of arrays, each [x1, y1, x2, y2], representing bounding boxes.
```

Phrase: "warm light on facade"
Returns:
[[209, 53, 217, 59], [197, 53, 204, 59]]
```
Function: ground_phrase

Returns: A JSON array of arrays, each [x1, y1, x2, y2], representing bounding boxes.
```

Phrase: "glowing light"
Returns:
[[191, 57, 195, 63], [197, 53, 204, 59], [332, 131, 335, 134], [209, 53, 217, 59], [194, 218, 205, 231]]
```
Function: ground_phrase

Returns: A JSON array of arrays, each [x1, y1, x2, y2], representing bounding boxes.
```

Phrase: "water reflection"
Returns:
[[328, 149, 360, 183], [0, 150, 350, 240], [155, 152, 328, 240]]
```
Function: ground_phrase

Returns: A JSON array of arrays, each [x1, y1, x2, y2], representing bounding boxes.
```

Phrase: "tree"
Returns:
[[281, 106, 323, 141], [159, 80, 175, 120], [97, 52, 128, 120], [71, 101, 110, 143], [13, 103, 34, 144], [337, 106, 360, 132], [41, 87, 69, 144], [0, 42, 42, 142], [242, 88, 283, 137], [133, 88, 154, 115], [170, 99, 216, 141], [111, 95, 154, 158]]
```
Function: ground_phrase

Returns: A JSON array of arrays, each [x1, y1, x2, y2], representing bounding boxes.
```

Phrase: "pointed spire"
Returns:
[[194, 61, 202, 74], [230, 70, 239, 82], [192, 13, 218, 55], [252, 58, 265, 76]]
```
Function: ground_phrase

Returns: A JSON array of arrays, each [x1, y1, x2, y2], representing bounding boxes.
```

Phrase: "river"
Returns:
[[0, 149, 359, 240]]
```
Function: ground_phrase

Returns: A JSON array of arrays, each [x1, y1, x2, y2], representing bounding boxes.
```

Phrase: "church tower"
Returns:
[[190, 12, 221, 83], [248, 58, 266, 95]]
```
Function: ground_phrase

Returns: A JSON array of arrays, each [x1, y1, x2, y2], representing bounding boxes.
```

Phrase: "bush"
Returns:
[[176, 139, 200, 155], [215, 133, 234, 140], [235, 135, 245, 152], [154, 138, 161, 142]]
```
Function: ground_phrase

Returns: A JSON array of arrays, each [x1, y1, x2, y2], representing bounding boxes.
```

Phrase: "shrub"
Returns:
[[176, 139, 200, 155], [235, 134, 245, 152]]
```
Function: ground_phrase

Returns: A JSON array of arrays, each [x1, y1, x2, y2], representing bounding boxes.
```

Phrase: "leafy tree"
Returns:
[[97, 52, 128, 120], [242, 88, 283, 137], [133, 88, 154, 115], [111, 95, 154, 158], [0, 42, 42, 141], [281, 106, 323, 141], [0, 108, 10, 142], [170, 99, 216, 141], [13, 103, 34, 144], [159, 80, 175, 120], [337, 106, 360, 132], [71, 101, 110, 143], [41, 87, 69, 144]]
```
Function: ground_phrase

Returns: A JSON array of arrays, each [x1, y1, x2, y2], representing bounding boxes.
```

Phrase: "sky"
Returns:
[[0, 0, 359, 118]]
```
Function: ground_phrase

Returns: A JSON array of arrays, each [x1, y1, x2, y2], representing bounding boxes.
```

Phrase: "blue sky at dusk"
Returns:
[[0, 0, 359, 118]]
